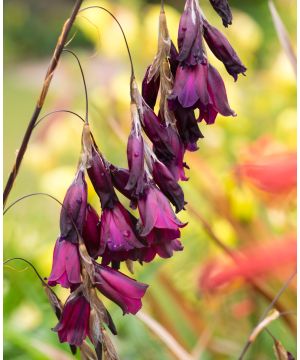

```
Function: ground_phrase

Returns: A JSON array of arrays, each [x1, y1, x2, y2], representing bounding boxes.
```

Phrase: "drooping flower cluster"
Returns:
[[46, 0, 245, 358]]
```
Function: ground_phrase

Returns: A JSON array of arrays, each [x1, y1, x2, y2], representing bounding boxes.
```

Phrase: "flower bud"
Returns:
[[60, 170, 87, 244]]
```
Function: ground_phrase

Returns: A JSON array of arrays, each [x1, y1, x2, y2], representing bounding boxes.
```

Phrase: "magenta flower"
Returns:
[[170, 62, 235, 124], [48, 238, 81, 288], [151, 238, 184, 260], [82, 204, 100, 259], [87, 148, 117, 209], [109, 165, 138, 209], [100, 201, 143, 255], [203, 20, 246, 81], [94, 263, 148, 314], [125, 124, 145, 197], [152, 159, 186, 213], [142, 65, 160, 110], [177, 0, 203, 66], [54, 292, 90, 346], [138, 184, 186, 239], [137, 237, 184, 263], [170, 63, 208, 109], [209, 0, 232, 27], [60, 169, 87, 244]]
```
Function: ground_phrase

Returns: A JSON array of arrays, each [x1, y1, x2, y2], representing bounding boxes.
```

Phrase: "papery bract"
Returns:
[[54, 292, 90, 346], [94, 263, 148, 315], [60, 170, 87, 244], [48, 238, 81, 289]]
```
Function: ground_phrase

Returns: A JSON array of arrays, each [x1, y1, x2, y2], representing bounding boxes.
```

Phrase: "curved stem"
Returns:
[[35, 109, 85, 128], [3, 191, 82, 240], [259, 269, 296, 323], [79, 5, 135, 98], [238, 269, 297, 360], [62, 49, 89, 123], [3, 0, 84, 207], [3, 192, 63, 215], [4, 257, 47, 286]]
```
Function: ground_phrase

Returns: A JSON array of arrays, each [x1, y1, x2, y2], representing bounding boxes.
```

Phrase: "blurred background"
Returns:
[[3, 0, 296, 359]]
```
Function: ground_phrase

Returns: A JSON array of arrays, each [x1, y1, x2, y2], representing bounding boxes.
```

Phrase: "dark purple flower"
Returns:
[[87, 148, 117, 209], [82, 204, 100, 259], [125, 123, 145, 197], [173, 104, 204, 151], [60, 170, 87, 244], [200, 63, 236, 124], [170, 62, 235, 124], [94, 263, 148, 314], [100, 201, 143, 255], [142, 103, 175, 162], [110, 165, 139, 209], [152, 159, 186, 212], [142, 66, 160, 110], [209, 0, 232, 27], [169, 41, 180, 77], [203, 20, 246, 81], [154, 124, 188, 181], [54, 292, 90, 346], [48, 238, 81, 288], [110, 166, 131, 198], [137, 184, 186, 238], [177, 0, 203, 66]]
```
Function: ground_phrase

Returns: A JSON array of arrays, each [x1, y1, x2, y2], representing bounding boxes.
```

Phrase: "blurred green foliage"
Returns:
[[4, 0, 296, 359]]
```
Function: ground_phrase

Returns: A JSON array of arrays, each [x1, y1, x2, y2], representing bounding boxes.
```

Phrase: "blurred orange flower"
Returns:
[[236, 136, 296, 195], [200, 234, 296, 292]]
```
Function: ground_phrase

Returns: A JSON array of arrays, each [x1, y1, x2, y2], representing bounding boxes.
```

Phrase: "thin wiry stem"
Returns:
[[3, 0, 84, 207], [34, 109, 85, 128], [3, 191, 83, 241], [79, 5, 135, 99], [238, 269, 297, 360], [4, 257, 47, 286], [259, 269, 296, 323], [3, 192, 63, 215], [62, 49, 89, 123]]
